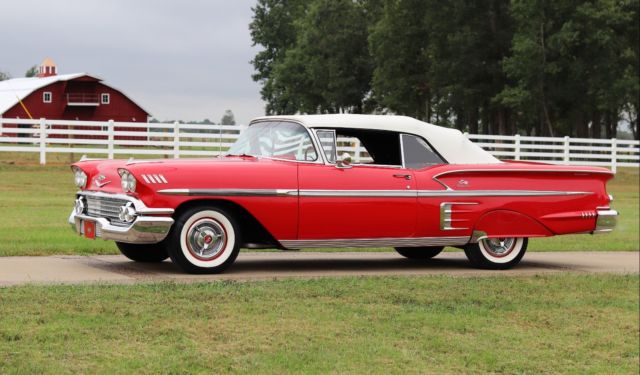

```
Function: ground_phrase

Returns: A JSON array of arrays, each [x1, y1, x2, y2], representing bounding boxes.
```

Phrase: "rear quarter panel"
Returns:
[[414, 163, 613, 238]]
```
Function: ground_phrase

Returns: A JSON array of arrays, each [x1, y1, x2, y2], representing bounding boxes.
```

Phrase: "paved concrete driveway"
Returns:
[[0, 251, 637, 286]]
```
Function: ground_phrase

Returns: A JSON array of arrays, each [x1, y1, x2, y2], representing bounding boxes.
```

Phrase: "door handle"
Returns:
[[393, 174, 412, 180]]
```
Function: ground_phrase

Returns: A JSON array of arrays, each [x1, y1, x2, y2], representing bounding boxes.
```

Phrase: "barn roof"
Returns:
[[0, 73, 150, 116]]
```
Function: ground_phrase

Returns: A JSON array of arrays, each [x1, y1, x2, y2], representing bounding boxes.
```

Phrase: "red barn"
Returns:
[[0, 58, 150, 138]]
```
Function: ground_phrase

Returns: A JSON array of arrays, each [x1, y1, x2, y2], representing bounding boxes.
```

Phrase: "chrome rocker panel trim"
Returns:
[[593, 209, 618, 234], [280, 236, 470, 249]]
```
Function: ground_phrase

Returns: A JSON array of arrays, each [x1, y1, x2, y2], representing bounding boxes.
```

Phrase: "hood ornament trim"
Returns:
[[94, 175, 111, 188]]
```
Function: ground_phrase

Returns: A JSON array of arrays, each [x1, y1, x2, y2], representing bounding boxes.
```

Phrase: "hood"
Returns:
[[73, 156, 299, 195]]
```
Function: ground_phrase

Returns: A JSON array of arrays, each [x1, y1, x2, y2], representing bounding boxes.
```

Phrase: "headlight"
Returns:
[[72, 166, 87, 189], [118, 169, 137, 193]]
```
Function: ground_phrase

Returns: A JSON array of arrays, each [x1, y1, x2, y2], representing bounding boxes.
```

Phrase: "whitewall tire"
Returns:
[[464, 237, 528, 270], [167, 207, 240, 274]]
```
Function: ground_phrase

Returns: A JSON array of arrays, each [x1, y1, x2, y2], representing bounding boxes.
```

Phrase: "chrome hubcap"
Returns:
[[482, 238, 515, 256], [187, 219, 225, 259]]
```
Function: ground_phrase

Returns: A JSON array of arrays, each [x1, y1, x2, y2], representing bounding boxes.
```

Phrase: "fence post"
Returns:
[[563, 136, 570, 165], [107, 119, 114, 159], [514, 134, 521, 160], [39, 118, 47, 165], [173, 121, 180, 159], [611, 138, 617, 173]]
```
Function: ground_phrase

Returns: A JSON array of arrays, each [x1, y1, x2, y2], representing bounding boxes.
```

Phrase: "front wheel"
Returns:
[[395, 246, 444, 260], [116, 242, 169, 263], [464, 237, 528, 270], [167, 207, 241, 274]]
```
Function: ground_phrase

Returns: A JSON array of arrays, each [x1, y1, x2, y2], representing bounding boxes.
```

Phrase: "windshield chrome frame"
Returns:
[[231, 119, 325, 164]]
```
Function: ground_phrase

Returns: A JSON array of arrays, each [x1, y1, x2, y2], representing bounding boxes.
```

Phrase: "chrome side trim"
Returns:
[[157, 188, 592, 198], [300, 189, 415, 197], [593, 209, 618, 233], [77, 191, 174, 215], [158, 188, 299, 197], [434, 168, 615, 179], [418, 190, 592, 197], [280, 236, 470, 249], [440, 202, 478, 230], [433, 168, 613, 190]]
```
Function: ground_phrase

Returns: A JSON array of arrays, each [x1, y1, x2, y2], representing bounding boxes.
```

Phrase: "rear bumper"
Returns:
[[593, 209, 618, 234]]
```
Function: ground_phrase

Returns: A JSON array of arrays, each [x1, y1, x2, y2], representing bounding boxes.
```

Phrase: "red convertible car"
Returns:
[[69, 115, 617, 273]]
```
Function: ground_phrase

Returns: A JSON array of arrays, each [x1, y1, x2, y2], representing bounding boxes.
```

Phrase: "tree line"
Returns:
[[250, 0, 639, 139]]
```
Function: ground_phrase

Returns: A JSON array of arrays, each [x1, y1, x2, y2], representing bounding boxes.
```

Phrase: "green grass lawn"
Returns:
[[0, 275, 637, 374], [0, 159, 637, 256]]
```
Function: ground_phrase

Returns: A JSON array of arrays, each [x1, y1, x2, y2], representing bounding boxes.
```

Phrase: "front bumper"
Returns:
[[69, 192, 174, 244], [593, 209, 618, 234]]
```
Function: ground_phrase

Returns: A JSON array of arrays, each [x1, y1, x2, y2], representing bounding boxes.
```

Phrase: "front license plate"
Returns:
[[83, 220, 96, 239]]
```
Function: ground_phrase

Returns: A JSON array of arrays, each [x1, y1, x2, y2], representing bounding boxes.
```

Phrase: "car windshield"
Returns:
[[227, 121, 318, 161]]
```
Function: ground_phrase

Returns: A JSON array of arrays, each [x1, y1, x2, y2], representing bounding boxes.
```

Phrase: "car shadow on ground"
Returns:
[[87, 253, 557, 279]]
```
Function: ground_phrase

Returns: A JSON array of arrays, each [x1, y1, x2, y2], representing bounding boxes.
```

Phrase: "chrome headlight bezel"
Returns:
[[72, 166, 88, 189], [118, 169, 137, 193]]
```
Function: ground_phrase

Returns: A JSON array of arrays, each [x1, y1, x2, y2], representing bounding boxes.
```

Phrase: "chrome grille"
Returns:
[[85, 195, 128, 225]]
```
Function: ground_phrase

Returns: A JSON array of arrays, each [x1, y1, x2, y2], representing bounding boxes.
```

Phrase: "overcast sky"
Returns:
[[0, 0, 265, 125]]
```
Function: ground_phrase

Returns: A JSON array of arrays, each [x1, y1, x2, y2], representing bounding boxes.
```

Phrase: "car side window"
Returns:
[[315, 130, 337, 163], [401, 134, 445, 169]]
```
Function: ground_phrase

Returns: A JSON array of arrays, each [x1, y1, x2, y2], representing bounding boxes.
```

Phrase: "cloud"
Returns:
[[0, 0, 265, 124]]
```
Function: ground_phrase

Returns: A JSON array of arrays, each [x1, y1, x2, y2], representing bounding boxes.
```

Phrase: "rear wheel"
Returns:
[[167, 207, 240, 274], [464, 237, 528, 269], [394, 246, 444, 260], [116, 242, 169, 263]]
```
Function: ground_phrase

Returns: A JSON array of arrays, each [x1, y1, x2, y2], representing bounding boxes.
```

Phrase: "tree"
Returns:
[[0, 71, 10, 81], [251, 0, 379, 114], [220, 110, 236, 125], [250, 0, 307, 114], [25, 65, 38, 77], [369, 0, 433, 121], [279, 0, 374, 113], [499, 0, 639, 138], [250, 0, 638, 138]]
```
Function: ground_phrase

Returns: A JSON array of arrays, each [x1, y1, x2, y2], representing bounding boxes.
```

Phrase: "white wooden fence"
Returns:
[[0, 117, 638, 172]]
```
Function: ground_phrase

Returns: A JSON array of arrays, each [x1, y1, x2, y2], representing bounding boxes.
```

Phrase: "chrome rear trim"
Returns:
[[593, 209, 618, 234]]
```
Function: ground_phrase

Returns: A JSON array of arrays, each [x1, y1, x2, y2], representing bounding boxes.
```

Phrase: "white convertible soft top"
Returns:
[[252, 114, 501, 165]]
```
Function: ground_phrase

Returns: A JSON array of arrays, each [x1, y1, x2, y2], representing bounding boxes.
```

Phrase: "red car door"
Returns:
[[297, 163, 416, 240]]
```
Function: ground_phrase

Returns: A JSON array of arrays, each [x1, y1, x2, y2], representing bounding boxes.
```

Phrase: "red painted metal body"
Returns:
[[73, 156, 613, 245]]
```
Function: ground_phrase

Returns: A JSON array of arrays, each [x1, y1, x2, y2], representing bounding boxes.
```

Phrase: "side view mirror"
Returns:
[[336, 152, 352, 169]]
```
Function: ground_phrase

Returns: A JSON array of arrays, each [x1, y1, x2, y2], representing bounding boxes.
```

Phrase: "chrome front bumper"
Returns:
[[593, 209, 618, 234], [69, 191, 174, 244]]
